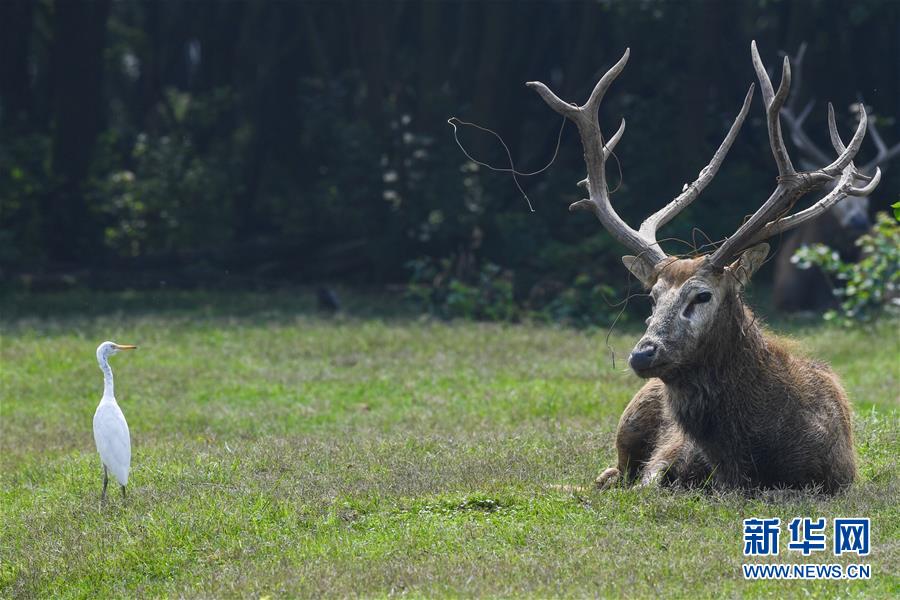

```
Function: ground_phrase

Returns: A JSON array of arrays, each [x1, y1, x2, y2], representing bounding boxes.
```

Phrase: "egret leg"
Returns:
[[121, 485, 126, 501], [101, 466, 109, 501]]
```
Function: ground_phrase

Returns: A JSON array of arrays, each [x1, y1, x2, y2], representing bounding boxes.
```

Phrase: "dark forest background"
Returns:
[[1, 0, 898, 306]]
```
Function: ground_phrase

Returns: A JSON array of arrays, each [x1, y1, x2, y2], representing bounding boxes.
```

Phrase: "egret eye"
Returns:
[[693, 291, 712, 304]]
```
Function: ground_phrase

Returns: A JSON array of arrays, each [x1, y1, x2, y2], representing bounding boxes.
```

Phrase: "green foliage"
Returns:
[[536, 273, 621, 328], [88, 89, 241, 258], [406, 250, 626, 326], [792, 212, 900, 325], [0, 134, 54, 265], [3, 0, 899, 288], [93, 137, 233, 258], [407, 256, 518, 321]]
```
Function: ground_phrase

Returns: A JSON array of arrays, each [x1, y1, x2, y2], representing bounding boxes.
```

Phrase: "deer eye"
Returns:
[[693, 291, 712, 304]]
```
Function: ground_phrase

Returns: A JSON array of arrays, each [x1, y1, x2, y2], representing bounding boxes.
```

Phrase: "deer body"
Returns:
[[475, 41, 878, 492], [773, 209, 864, 312], [604, 256, 856, 492]]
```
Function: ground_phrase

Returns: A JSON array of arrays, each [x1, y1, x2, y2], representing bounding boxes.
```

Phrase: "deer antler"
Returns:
[[860, 100, 900, 174], [527, 49, 754, 266], [781, 42, 900, 176], [779, 43, 832, 168], [742, 104, 881, 245], [708, 41, 875, 267]]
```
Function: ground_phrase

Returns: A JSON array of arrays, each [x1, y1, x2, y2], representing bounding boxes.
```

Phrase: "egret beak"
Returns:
[[114, 344, 138, 350]]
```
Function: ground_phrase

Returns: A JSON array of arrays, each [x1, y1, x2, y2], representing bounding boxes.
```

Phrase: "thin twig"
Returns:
[[447, 115, 567, 212]]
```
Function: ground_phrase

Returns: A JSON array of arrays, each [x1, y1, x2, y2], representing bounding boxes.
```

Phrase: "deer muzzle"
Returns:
[[629, 340, 659, 374]]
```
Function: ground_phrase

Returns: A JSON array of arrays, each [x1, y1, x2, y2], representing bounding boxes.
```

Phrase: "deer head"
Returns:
[[622, 246, 769, 378], [527, 41, 880, 378]]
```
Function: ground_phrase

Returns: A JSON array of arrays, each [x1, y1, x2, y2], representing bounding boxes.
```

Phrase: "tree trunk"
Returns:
[[0, 0, 35, 130], [44, 0, 111, 264]]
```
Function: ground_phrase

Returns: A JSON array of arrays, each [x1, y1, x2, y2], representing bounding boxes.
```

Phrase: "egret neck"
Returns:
[[99, 353, 115, 401]]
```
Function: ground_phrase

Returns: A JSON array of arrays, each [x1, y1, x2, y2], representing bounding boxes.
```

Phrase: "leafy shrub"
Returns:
[[535, 272, 621, 328], [0, 133, 54, 267], [407, 256, 517, 321], [90, 88, 239, 259], [407, 252, 630, 327], [792, 212, 900, 324]]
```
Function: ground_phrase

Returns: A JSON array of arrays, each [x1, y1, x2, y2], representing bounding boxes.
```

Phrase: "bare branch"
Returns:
[[866, 113, 888, 155], [783, 119, 831, 167], [781, 41, 807, 116], [779, 43, 831, 169], [783, 100, 831, 167], [861, 115, 900, 174], [797, 100, 816, 127], [783, 57, 900, 178], [797, 98, 814, 126]]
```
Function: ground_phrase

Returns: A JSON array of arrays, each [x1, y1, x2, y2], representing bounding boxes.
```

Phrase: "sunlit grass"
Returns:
[[1, 291, 897, 597]]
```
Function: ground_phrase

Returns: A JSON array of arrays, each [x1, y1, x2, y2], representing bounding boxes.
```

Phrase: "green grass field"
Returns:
[[1, 291, 897, 598]]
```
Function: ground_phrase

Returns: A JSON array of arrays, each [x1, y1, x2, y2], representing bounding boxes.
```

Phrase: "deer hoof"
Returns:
[[595, 467, 621, 490]]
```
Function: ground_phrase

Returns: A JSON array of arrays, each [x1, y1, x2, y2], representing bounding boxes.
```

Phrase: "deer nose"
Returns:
[[848, 212, 870, 232], [629, 342, 658, 371]]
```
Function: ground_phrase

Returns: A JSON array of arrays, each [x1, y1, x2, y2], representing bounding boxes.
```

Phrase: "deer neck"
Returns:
[[661, 296, 770, 445]]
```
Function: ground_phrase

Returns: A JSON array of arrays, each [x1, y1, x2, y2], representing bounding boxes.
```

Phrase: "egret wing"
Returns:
[[93, 401, 131, 486]]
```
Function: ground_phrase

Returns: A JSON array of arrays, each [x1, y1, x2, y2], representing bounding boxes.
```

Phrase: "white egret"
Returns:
[[93, 341, 137, 500]]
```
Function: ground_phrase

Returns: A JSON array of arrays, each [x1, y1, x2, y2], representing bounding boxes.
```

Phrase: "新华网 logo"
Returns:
[[742, 517, 871, 580]]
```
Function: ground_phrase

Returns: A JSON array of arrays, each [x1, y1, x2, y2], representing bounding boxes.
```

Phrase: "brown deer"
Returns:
[[773, 43, 900, 312], [525, 41, 880, 492]]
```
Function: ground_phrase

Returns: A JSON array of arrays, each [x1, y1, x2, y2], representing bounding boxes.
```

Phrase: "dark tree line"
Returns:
[[1, 0, 897, 293]]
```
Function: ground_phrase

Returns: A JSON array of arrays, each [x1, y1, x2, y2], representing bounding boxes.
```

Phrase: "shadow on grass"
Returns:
[[0, 285, 846, 343], [0, 287, 415, 325]]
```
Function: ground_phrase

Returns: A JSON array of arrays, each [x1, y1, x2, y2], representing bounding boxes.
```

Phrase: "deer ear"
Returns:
[[622, 255, 656, 288], [726, 243, 770, 288]]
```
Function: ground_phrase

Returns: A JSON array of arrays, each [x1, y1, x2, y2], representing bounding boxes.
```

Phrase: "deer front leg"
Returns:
[[640, 431, 686, 486], [641, 431, 711, 488], [596, 381, 669, 489]]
